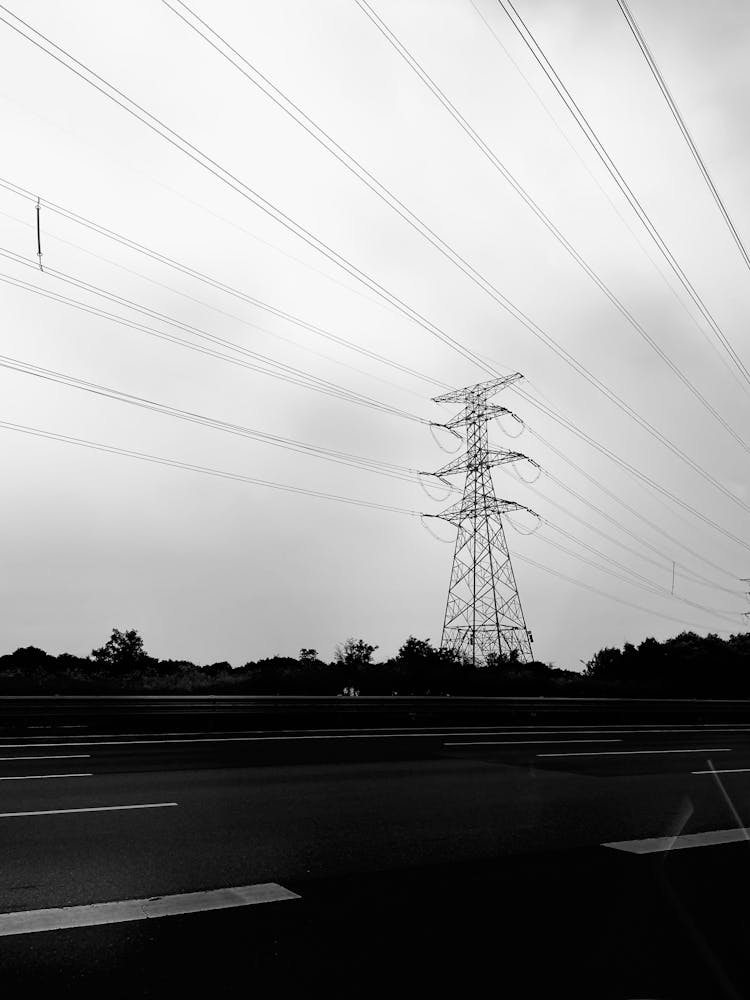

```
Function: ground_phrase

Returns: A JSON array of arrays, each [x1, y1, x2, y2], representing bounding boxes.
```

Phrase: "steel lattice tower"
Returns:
[[424, 374, 535, 666]]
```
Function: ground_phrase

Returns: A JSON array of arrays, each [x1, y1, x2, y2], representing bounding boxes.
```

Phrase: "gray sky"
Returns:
[[1, 0, 749, 669]]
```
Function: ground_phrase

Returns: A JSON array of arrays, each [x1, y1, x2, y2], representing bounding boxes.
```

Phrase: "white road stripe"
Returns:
[[0, 802, 177, 818], [0, 773, 91, 781], [444, 739, 623, 746], [3, 726, 750, 746], [538, 748, 733, 757], [604, 828, 750, 854], [693, 768, 750, 775], [0, 882, 299, 936], [3, 725, 750, 745], [0, 755, 90, 761], [0, 732, 540, 749]]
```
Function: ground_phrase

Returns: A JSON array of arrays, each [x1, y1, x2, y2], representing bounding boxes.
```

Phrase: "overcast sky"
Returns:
[[1, 0, 749, 669]]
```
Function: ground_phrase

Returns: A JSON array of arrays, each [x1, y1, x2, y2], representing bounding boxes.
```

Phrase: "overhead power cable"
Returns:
[[1, 207, 739, 587], [0, 417, 418, 517], [0, 412, 732, 637], [0, 254, 425, 425], [0, 3, 492, 377], [512, 386, 750, 559], [163, 0, 750, 498], [0, 177, 447, 395], [616, 0, 750, 275], [351, 0, 750, 452], [494, 0, 750, 388], [0, 205, 431, 403], [1, 217, 739, 587], [513, 551, 734, 636], [537, 524, 742, 626], [5, 347, 737, 622], [469, 0, 748, 396], [500, 466, 744, 599], [0, 353, 428, 486], [3, 5, 749, 524]]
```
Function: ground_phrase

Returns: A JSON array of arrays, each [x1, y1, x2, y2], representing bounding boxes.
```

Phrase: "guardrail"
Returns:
[[1, 695, 750, 731]]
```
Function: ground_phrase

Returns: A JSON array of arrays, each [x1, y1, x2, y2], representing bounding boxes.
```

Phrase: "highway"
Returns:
[[4, 720, 750, 997]]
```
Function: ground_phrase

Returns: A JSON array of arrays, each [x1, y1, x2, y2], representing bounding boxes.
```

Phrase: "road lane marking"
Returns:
[[693, 768, 750, 774], [0, 882, 299, 936], [0, 802, 177, 818], [538, 748, 733, 757], [444, 739, 623, 746], [0, 773, 92, 781], [604, 828, 750, 854], [4, 726, 750, 745], [0, 732, 545, 749], [0, 755, 90, 760]]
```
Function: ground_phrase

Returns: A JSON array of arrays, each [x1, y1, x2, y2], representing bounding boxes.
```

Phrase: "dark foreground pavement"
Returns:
[[4, 722, 750, 998]]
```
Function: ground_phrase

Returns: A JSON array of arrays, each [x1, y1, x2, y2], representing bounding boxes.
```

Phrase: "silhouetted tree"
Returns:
[[335, 638, 378, 667], [299, 648, 319, 664], [91, 628, 147, 671]]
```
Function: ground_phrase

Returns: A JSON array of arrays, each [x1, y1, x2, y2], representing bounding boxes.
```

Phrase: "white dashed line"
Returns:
[[538, 748, 733, 757], [0, 882, 299, 936], [0, 803, 177, 819], [604, 828, 750, 854], [0, 755, 90, 761], [445, 739, 623, 746], [0, 773, 92, 781]]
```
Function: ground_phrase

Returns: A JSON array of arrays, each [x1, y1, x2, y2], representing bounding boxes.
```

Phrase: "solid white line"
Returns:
[[604, 828, 750, 854], [0, 732, 533, 749], [0, 882, 299, 936], [0, 802, 178, 818], [693, 768, 750, 775], [3, 726, 750, 745], [0, 773, 92, 780], [0, 755, 90, 761], [444, 739, 623, 746], [538, 748, 733, 757]]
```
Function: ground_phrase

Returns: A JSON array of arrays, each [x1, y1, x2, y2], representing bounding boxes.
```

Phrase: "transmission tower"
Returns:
[[742, 579, 750, 624], [423, 374, 536, 666]]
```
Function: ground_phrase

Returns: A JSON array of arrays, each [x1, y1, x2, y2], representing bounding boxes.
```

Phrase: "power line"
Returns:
[[0, 417, 418, 517], [494, 0, 750, 388], [351, 0, 750, 454], [513, 387, 750, 558], [537, 524, 742, 626], [469, 0, 749, 396], [0, 177, 448, 395], [0, 411, 728, 637], [7, 343, 737, 625], [3, 224, 741, 586], [514, 550, 735, 636], [3, 4, 749, 524], [0, 206, 431, 404], [503, 467, 744, 599], [0, 3, 493, 377], [0, 255, 425, 425], [0, 353, 427, 486], [616, 0, 750, 274]]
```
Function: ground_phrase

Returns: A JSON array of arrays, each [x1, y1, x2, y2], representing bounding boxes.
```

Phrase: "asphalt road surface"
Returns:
[[4, 720, 750, 997]]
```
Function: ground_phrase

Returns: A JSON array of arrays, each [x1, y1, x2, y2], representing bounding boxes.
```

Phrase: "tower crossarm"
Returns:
[[432, 373, 523, 404], [439, 403, 518, 432], [425, 448, 532, 479], [424, 499, 538, 527]]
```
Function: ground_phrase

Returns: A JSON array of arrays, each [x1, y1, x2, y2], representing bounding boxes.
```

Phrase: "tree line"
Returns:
[[0, 627, 748, 696]]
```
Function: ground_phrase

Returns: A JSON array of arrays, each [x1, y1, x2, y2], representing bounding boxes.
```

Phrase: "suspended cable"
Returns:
[[352, 0, 750, 449], [0, 418, 419, 517], [616, 0, 750, 275], [0, 257, 425, 425], [0, 4, 492, 376], [2, 5, 748, 524], [495, 0, 750, 388]]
